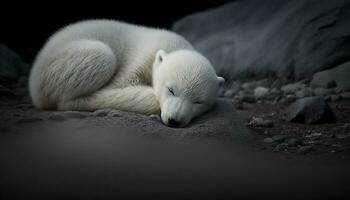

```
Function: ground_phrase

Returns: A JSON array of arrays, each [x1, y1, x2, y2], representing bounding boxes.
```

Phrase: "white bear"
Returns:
[[29, 19, 224, 127]]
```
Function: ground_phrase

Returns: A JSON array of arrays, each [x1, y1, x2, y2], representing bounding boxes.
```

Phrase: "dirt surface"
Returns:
[[237, 97, 350, 160], [3, 83, 350, 159], [1, 81, 350, 199], [0, 95, 251, 141]]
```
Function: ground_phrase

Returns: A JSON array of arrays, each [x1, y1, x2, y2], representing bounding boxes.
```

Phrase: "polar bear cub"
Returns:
[[29, 19, 224, 127]]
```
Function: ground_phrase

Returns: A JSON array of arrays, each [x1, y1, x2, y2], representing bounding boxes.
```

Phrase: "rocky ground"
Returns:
[[1, 75, 350, 159], [2, 77, 350, 199], [219, 78, 350, 159], [171, 0, 350, 160], [2, 43, 350, 199]]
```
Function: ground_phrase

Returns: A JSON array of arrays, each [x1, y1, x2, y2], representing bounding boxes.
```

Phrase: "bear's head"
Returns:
[[152, 49, 224, 128]]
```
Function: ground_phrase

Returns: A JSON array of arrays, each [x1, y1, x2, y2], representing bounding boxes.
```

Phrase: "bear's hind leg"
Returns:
[[42, 39, 117, 108], [57, 86, 160, 115]]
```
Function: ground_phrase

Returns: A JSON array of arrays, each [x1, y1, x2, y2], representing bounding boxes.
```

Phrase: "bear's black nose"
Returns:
[[168, 118, 180, 127]]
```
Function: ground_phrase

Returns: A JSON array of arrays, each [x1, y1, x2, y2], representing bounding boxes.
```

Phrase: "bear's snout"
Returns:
[[160, 98, 192, 128]]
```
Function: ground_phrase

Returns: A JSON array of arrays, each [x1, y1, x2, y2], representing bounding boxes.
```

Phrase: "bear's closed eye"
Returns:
[[168, 87, 175, 96]]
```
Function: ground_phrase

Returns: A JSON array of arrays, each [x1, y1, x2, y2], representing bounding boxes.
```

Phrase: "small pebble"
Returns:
[[242, 80, 268, 91], [287, 138, 303, 147], [93, 109, 111, 117], [297, 146, 313, 154], [270, 88, 282, 95], [247, 117, 273, 128], [48, 114, 67, 121], [62, 111, 88, 119], [223, 89, 235, 97], [273, 143, 287, 152], [281, 82, 306, 94], [149, 114, 160, 121], [271, 79, 282, 89], [272, 134, 289, 143], [263, 137, 274, 143], [254, 87, 269, 99], [109, 110, 122, 118]]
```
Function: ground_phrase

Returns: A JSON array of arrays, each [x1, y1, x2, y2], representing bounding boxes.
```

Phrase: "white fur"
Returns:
[[29, 19, 224, 127], [153, 50, 224, 127]]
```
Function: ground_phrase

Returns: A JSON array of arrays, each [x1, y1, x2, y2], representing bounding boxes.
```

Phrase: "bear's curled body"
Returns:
[[29, 19, 193, 114]]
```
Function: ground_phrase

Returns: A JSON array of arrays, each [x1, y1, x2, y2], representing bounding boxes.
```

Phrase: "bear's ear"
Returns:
[[154, 49, 167, 64], [217, 77, 225, 87], [156, 49, 167, 62], [153, 49, 167, 71]]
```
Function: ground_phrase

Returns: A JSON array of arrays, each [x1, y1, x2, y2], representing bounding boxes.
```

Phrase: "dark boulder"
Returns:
[[173, 0, 350, 80], [285, 96, 336, 124], [0, 43, 29, 83], [310, 61, 350, 92]]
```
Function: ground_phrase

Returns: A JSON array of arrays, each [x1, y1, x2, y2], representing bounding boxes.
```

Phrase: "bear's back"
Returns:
[[34, 19, 192, 72], [30, 19, 194, 97]]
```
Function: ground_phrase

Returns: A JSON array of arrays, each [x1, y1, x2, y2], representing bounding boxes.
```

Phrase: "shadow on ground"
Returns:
[[1, 98, 350, 199]]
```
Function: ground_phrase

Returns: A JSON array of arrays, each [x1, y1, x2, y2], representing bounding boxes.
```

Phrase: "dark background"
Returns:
[[1, 0, 230, 63]]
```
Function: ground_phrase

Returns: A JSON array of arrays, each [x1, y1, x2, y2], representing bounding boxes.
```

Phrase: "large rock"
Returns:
[[285, 96, 336, 124], [173, 0, 350, 80], [0, 43, 29, 82], [310, 61, 350, 92]]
